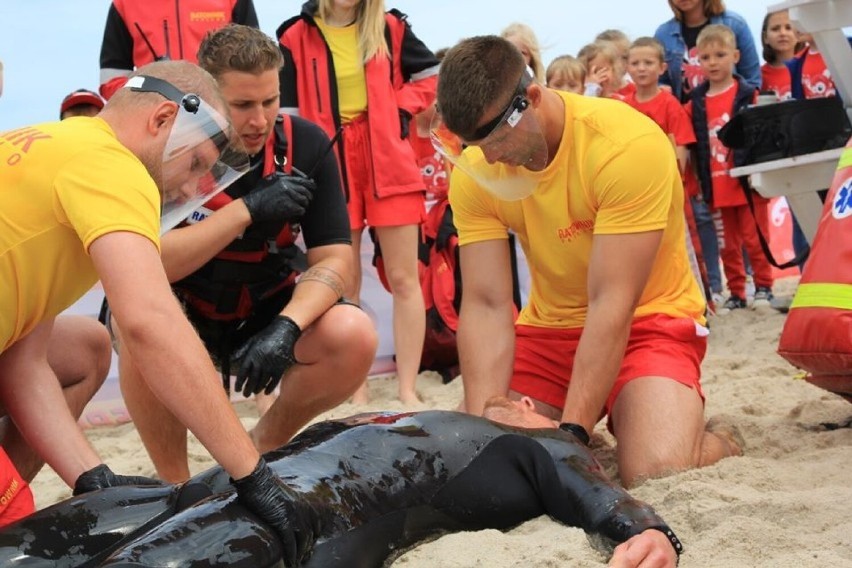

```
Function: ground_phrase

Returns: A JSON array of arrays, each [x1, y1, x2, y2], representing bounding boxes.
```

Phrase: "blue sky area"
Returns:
[[0, 1, 775, 131]]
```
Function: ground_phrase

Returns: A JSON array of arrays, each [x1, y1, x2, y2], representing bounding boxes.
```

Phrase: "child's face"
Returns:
[[587, 54, 614, 86], [697, 41, 740, 83], [548, 72, 583, 94], [627, 47, 666, 87], [764, 12, 797, 56]]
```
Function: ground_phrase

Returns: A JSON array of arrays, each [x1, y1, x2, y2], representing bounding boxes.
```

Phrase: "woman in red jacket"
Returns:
[[278, 0, 439, 404]]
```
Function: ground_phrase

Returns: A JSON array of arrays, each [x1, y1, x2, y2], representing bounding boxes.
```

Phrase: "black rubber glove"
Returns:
[[558, 422, 591, 446], [73, 464, 164, 496], [242, 173, 315, 225], [399, 109, 412, 139], [233, 458, 320, 567], [232, 315, 301, 397]]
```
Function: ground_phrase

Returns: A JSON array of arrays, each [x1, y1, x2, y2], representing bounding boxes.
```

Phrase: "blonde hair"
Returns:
[[318, 0, 388, 62], [628, 36, 666, 62], [546, 54, 585, 85], [577, 40, 624, 86], [500, 22, 545, 82], [668, 0, 726, 21], [696, 24, 737, 50]]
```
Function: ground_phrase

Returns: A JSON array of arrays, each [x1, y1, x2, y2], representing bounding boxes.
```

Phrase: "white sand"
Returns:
[[30, 276, 852, 567]]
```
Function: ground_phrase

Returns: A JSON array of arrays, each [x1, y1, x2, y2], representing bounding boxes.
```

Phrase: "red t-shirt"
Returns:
[[801, 48, 835, 98], [624, 89, 697, 146], [685, 82, 749, 208], [409, 131, 448, 202], [761, 63, 792, 100]]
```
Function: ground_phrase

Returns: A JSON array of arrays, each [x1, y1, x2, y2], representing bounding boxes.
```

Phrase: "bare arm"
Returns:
[[89, 231, 259, 480], [0, 321, 102, 486], [160, 200, 252, 282], [280, 243, 352, 329], [457, 239, 517, 415], [560, 230, 663, 431]]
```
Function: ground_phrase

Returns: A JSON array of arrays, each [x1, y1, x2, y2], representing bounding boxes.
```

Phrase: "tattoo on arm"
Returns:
[[298, 266, 345, 298]]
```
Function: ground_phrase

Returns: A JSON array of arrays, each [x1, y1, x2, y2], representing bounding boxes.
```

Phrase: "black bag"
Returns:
[[719, 96, 852, 165]]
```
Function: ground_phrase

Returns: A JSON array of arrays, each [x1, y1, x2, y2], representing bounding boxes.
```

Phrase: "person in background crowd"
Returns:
[[546, 55, 586, 94], [59, 88, 105, 119], [578, 41, 625, 98], [98, 0, 259, 99], [760, 9, 804, 101], [278, 0, 439, 405], [501, 22, 546, 84]]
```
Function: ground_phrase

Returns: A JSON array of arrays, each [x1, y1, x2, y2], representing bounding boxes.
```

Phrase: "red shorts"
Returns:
[[0, 448, 35, 528], [511, 314, 707, 424], [342, 114, 425, 231]]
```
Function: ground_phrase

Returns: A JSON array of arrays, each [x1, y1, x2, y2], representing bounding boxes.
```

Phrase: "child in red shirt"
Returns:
[[760, 10, 804, 100], [686, 25, 774, 313]]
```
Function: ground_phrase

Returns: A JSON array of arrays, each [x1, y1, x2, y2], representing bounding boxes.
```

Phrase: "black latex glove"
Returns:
[[242, 173, 315, 226], [232, 315, 301, 397], [399, 109, 412, 139], [73, 464, 164, 496], [233, 458, 320, 567]]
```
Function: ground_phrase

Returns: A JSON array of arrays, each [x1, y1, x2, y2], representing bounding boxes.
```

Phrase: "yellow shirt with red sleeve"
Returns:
[[314, 17, 367, 123], [450, 91, 705, 329], [0, 117, 161, 351]]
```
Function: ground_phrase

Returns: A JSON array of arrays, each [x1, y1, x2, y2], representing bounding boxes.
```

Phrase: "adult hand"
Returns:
[[233, 458, 320, 567], [608, 529, 679, 568], [242, 173, 315, 226], [73, 464, 164, 496], [232, 315, 301, 397], [399, 109, 412, 139]]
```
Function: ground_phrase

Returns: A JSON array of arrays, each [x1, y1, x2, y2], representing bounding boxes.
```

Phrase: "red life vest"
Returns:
[[112, 0, 236, 64], [778, 137, 852, 403], [173, 114, 302, 322]]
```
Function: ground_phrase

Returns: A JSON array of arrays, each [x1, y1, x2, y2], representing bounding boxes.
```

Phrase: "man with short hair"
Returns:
[[115, 24, 377, 483], [0, 59, 308, 543], [433, 36, 742, 487]]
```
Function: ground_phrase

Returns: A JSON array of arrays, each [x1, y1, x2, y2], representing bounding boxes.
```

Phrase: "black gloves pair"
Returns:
[[242, 173, 316, 226], [73, 464, 163, 496], [233, 458, 320, 567], [231, 315, 302, 398]]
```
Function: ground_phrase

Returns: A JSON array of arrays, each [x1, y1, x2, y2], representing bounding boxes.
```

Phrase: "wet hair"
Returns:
[[437, 35, 526, 140], [546, 55, 585, 86], [500, 22, 545, 83], [668, 0, 726, 21], [628, 36, 666, 63], [760, 10, 806, 65], [318, 0, 389, 62], [197, 24, 284, 78], [696, 24, 737, 51]]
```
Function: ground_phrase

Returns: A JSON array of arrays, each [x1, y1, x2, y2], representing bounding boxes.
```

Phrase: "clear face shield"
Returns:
[[430, 70, 548, 201], [125, 75, 250, 233]]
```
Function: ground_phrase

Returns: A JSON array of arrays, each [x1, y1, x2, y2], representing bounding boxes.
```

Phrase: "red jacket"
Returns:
[[277, 2, 439, 198], [99, 0, 258, 99]]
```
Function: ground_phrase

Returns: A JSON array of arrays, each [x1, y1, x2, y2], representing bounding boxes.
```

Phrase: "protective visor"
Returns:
[[125, 75, 249, 233], [430, 70, 548, 201]]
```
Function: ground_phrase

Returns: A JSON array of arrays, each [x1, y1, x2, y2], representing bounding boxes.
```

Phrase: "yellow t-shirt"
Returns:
[[0, 117, 161, 350], [315, 17, 368, 122], [450, 91, 705, 329]]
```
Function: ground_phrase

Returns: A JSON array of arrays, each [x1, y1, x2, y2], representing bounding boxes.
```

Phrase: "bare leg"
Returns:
[[251, 304, 377, 452], [117, 329, 190, 483], [348, 228, 370, 405], [374, 224, 425, 405], [1, 316, 111, 481], [610, 376, 742, 488], [254, 392, 276, 417]]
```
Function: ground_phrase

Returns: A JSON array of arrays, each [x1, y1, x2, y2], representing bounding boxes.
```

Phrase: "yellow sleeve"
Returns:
[[592, 132, 676, 235], [448, 168, 510, 246], [54, 146, 161, 252]]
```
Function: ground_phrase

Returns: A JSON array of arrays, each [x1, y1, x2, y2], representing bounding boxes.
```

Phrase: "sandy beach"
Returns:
[[30, 275, 852, 567]]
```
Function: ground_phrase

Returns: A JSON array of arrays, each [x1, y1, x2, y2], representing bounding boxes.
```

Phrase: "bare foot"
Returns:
[[399, 390, 423, 406], [351, 381, 370, 405], [706, 415, 746, 457]]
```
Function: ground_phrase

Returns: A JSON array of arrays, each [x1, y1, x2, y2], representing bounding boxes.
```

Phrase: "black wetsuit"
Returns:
[[0, 411, 679, 567]]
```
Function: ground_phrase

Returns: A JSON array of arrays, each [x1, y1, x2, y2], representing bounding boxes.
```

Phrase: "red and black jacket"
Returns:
[[277, 1, 439, 199], [99, 0, 259, 99]]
